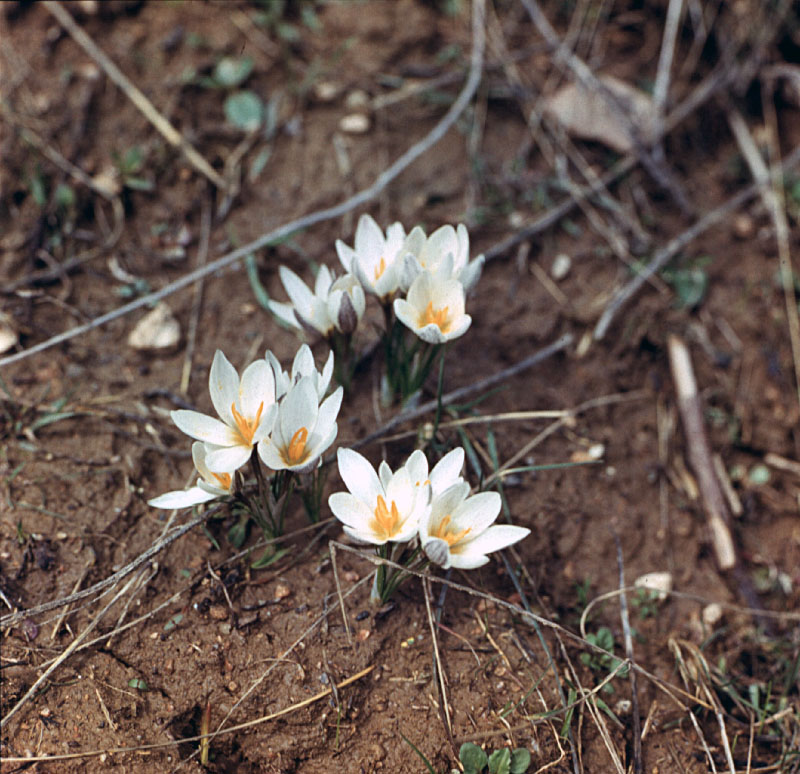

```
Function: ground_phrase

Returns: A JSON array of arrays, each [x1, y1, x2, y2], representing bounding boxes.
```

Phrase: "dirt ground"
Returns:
[[1, 1, 799, 772]]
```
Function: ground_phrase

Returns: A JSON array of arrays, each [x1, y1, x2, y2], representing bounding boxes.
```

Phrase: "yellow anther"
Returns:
[[373, 256, 387, 281], [372, 494, 401, 541], [432, 514, 470, 546], [421, 301, 450, 333], [213, 472, 232, 490], [230, 401, 264, 445], [287, 427, 309, 464]]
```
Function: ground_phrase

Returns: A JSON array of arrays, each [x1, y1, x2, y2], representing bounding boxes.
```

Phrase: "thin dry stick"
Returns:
[[41, 1, 225, 189], [0, 666, 374, 764], [180, 195, 213, 394], [651, 0, 684, 158], [613, 533, 642, 774], [667, 336, 736, 571], [593, 143, 800, 340], [0, 0, 486, 370], [423, 576, 454, 748]]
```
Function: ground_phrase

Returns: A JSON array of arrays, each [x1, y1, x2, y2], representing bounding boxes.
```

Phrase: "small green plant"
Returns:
[[580, 626, 628, 693], [631, 588, 660, 619], [112, 145, 154, 192], [459, 742, 531, 774]]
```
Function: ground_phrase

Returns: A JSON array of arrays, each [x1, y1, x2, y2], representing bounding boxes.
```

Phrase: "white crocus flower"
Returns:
[[148, 442, 234, 509], [393, 270, 472, 344], [268, 265, 336, 338], [327, 274, 366, 334], [329, 448, 429, 545], [265, 345, 333, 401], [404, 447, 465, 498], [171, 350, 276, 473], [335, 213, 406, 300], [257, 376, 343, 473], [420, 483, 530, 569], [401, 223, 484, 293]]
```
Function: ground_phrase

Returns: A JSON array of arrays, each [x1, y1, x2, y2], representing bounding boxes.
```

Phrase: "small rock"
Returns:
[[587, 443, 605, 460], [339, 113, 370, 134], [0, 314, 18, 354], [356, 629, 371, 641], [614, 699, 632, 716], [634, 571, 672, 601], [218, 622, 231, 635], [345, 89, 369, 110], [313, 81, 340, 102], [551, 253, 572, 280], [273, 583, 291, 601], [732, 214, 755, 240], [208, 604, 228, 620], [702, 603, 723, 627], [127, 303, 181, 352], [342, 570, 359, 582]]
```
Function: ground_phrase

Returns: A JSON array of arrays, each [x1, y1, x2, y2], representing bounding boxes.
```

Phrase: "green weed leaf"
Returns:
[[224, 91, 263, 131], [460, 742, 488, 774]]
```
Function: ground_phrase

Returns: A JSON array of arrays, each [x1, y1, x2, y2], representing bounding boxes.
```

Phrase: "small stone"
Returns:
[[747, 464, 770, 486], [218, 622, 231, 635], [356, 629, 371, 641], [634, 571, 672, 601], [342, 570, 359, 582], [587, 443, 605, 460], [273, 583, 291, 601], [345, 89, 369, 110], [614, 699, 632, 716], [551, 253, 572, 280], [127, 303, 181, 352], [702, 603, 723, 627], [227, 681, 238, 692], [732, 214, 755, 240], [208, 604, 228, 620], [339, 114, 370, 134], [313, 81, 340, 102], [0, 314, 18, 354]]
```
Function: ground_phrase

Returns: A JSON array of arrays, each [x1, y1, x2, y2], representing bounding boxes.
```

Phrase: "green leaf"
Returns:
[[460, 742, 488, 774], [251, 545, 291, 569], [214, 56, 254, 88], [128, 678, 148, 691], [224, 90, 263, 131], [54, 183, 75, 209], [510, 748, 531, 774], [488, 748, 511, 774]]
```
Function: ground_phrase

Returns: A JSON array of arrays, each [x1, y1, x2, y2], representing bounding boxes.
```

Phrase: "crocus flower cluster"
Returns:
[[329, 446, 530, 603], [149, 345, 342, 516], [269, 214, 485, 402]]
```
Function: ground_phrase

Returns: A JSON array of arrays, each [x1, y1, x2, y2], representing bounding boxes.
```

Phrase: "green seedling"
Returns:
[[112, 146, 154, 192], [459, 742, 531, 774], [631, 588, 660, 619], [580, 626, 628, 693], [661, 255, 712, 309]]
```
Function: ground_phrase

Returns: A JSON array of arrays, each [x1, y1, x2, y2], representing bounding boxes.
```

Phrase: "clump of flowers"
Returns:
[[149, 345, 343, 565], [329, 446, 529, 604], [270, 214, 484, 405]]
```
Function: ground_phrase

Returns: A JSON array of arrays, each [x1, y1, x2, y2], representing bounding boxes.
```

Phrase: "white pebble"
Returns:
[[634, 571, 672, 601], [128, 303, 181, 351], [551, 253, 572, 280], [702, 603, 723, 627], [339, 114, 371, 134]]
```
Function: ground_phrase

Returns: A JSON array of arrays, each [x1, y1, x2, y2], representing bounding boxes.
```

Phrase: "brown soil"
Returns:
[[1, 1, 799, 773]]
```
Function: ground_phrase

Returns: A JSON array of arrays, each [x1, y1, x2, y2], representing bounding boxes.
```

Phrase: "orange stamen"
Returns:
[[213, 472, 232, 490], [421, 301, 451, 333], [372, 495, 401, 541], [286, 426, 309, 465], [432, 514, 470, 546], [373, 256, 387, 281], [230, 401, 264, 445]]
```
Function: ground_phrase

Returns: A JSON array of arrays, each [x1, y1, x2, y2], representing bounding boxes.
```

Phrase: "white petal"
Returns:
[[384, 221, 407, 256], [430, 448, 464, 496], [378, 461, 393, 491], [251, 403, 277, 443], [171, 410, 237, 445], [437, 279, 467, 315], [336, 240, 356, 273], [314, 386, 343, 438], [268, 300, 302, 330], [329, 492, 375, 531], [393, 298, 419, 334], [337, 448, 383, 507], [208, 350, 238, 426], [315, 264, 333, 296], [423, 537, 451, 568], [355, 213, 383, 256], [279, 265, 315, 311], [448, 551, 490, 570], [460, 255, 484, 293], [404, 449, 429, 487], [451, 525, 530, 567], [403, 226, 426, 257], [205, 444, 252, 473], [319, 350, 334, 397], [148, 486, 218, 509], [452, 490, 502, 535], [406, 271, 434, 309], [280, 377, 318, 442], [292, 344, 314, 380], [414, 323, 449, 345], [443, 313, 471, 341], [385, 466, 414, 520], [257, 438, 284, 471], [239, 359, 275, 419]]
